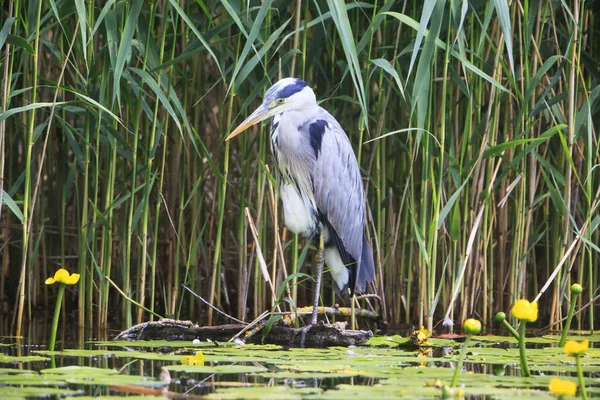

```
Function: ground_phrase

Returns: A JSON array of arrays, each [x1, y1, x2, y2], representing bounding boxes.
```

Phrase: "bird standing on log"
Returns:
[[226, 78, 375, 326]]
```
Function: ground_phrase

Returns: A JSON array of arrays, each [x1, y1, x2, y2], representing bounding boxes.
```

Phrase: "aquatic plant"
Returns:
[[45, 269, 80, 351], [511, 299, 538, 377], [548, 378, 577, 398], [564, 339, 589, 400], [511, 299, 538, 323], [564, 339, 589, 356], [494, 312, 519, 340], [182, 351, 205, 366], [559, 284, 583, 347], [451, 318, 481, 387], [409, 326, 431, 346]]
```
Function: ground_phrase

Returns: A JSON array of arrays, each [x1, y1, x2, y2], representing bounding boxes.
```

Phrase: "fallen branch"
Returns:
[[115, 318, 372, 348]]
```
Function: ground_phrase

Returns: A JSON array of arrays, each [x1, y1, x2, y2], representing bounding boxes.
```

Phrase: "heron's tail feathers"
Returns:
[[354, 235, 375, 294]]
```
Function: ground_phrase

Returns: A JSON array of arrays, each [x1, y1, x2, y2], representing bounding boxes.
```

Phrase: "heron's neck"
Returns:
[[273, 104, 318, 130], [270, 106, 318, 168], [271, 108, 306, 143]]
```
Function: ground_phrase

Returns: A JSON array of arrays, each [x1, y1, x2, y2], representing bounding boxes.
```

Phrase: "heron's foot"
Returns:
[[295, 309, 322, 348], [298, 320, 324, 348]]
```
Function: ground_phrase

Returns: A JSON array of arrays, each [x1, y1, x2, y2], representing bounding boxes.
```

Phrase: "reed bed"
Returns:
[[0, 0, 598, 338]]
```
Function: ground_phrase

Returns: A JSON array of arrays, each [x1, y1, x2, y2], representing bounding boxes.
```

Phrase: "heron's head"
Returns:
[[226, 78, 316, 140]]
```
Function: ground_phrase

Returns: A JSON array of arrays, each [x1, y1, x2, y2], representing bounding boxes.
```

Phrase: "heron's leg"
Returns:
[[351, 294, 356, 330], [311, 231, 325, 325], [299, 231, 325, 347]]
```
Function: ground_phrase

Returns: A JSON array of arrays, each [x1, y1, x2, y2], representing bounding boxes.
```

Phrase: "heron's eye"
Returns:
[[277, 98, 285, 104]]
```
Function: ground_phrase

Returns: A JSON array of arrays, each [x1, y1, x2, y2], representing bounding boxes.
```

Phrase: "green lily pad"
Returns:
[[40, 365, 121, 375], [35, 349, 183, 362], [0, 355, 49, 363], [164, 364, 268, 374], [1, 333, 598, 399], [254, 370, 359, 379], [365, 335, 408, 346], [0, 368, 36, 374], [206, 386, 322, 399], [0, 386, 80, 399], [0, 373, 69, 386], [35, 348, 284, 364], [63, 374, 164, 387], [65, 397, 166, 400], [543, 333, 600, 342]]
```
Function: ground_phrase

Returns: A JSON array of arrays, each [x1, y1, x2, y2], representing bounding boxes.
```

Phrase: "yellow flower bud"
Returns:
[[570, 283, 582, 295], [463, 318, 482, 335], [495, 312, 506, 322]]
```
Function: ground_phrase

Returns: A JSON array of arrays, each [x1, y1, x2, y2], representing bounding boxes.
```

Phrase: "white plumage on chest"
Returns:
[[271, 112, 320, 238], [279, 183, 317, 236]]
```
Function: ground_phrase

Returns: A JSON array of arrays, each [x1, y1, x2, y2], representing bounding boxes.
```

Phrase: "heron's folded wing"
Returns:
[[308, 117, 365, 278]]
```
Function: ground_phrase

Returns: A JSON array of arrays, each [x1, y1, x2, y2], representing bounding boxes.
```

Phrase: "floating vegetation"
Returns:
[[0, 333, 598, 399]]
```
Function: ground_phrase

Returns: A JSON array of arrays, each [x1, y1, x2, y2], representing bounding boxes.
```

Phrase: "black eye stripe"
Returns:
[[276, 79, 309, 99]]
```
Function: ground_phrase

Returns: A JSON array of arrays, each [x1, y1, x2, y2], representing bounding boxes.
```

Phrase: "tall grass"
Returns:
[[0, 0, 598, 338]]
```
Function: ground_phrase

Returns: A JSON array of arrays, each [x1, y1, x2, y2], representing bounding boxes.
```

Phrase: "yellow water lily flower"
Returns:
[[548, 378, 577, 397], [564, 340, 589, 357], [182, 351, 204, 366], [45, 268, 80, 285], [511, 299, 538, 322], [181, 355, 195, 365], [409, 326, 431, 345]]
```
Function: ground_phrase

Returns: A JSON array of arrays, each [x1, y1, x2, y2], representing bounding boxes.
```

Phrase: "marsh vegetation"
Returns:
[[1, 0, 598, 340]]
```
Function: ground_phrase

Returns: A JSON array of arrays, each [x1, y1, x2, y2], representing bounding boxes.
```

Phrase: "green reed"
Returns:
[[1, 0, 597, 339]]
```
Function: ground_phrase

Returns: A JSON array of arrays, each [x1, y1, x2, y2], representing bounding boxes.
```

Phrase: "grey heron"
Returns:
[[226, 78, 375, 326]]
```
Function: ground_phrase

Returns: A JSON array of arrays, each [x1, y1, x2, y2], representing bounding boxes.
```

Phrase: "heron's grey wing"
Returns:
[[305, 114, 365, 288]]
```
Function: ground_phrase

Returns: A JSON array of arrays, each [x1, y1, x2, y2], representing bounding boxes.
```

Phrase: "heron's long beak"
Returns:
[[226, 103, 283, 141]]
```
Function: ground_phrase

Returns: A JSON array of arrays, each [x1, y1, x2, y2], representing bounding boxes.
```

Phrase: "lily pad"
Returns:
[[206, 386, 322, 399], [0, 368, 36, 374], [543, 333, 600, 342], [65, 397, 166, 400], [63, 374, 164, 387], [35, 349, 183, 362], [365, 335, 409, 346], [40, 366, 121, 375], [164, 364, 268, 374], [0, 355, 49, 363], [1, 332, 598, 399], [0, 373, 69, 386], [0, 386, 80, 399]]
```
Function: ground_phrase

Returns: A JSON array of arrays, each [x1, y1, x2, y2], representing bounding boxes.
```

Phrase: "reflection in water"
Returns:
[[0, 314, 112, 350]]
